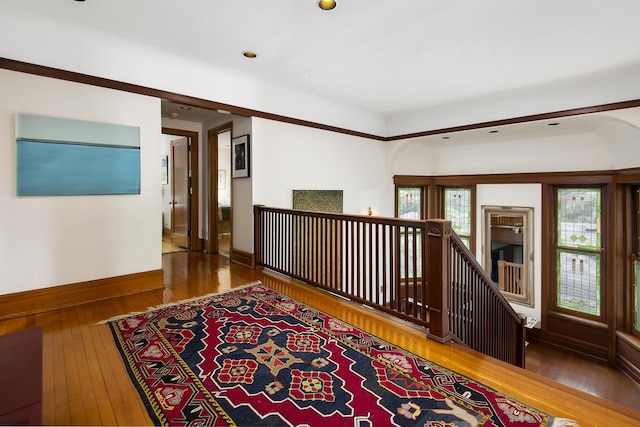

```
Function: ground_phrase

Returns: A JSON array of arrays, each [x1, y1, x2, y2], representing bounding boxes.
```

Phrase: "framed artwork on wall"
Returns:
[[16, 113, 141, 196], [218, 170, 226, 189], [232, 134, 250, 179]]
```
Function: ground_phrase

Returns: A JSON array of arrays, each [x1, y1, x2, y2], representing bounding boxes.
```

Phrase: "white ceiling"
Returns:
[[161, 101, 223, 124], [2, 0, 640, 137]]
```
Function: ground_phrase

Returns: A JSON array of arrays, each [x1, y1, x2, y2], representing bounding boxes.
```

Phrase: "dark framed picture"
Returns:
[[232, 134, 250, 178]]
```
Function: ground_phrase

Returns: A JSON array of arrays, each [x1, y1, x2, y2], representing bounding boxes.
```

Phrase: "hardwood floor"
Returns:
[[161, 238, 187, 254], [1, 251, 639, 426], [526, 341, 640, 411]]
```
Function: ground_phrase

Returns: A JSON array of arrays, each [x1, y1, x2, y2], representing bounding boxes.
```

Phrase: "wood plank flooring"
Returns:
[[0, 251, 639, 426], [526, 340, 640, 410]]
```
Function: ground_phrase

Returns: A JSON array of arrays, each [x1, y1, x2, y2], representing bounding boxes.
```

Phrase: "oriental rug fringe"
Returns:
[[108, 282, 576, 426]]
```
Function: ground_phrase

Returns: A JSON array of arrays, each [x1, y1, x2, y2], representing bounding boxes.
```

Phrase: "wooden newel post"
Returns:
[[253, 205, 264, 268], [426, 219, 452, 343]]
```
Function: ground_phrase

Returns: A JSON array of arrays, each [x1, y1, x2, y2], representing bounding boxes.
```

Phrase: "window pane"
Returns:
[[635, 260, 640, 332], [557, 250, 601, 316], [557, 188, 601, 250], [444, 188, 471, 237], [399, 228, 423, 278], [398, 187, 421, 219]]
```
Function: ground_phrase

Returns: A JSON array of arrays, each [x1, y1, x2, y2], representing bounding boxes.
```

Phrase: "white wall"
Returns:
[[251, 117, 392, 228], [162, 114, 393, 255], [388, 130, 611, 177], [0, 69, 161, 295], [388, 109, 640, 177], [593, 109, 640, 170]]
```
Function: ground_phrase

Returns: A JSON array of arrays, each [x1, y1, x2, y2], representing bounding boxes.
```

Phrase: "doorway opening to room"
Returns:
[[161, 127, 201, 254], [208, 123, 233, 257]]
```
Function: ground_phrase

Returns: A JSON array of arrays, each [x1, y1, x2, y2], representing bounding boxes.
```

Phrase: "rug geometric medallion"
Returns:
[[108, 282, 572, 426]]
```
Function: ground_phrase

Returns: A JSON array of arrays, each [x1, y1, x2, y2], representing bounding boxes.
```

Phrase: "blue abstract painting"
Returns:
[[16, 114, 140, 196]]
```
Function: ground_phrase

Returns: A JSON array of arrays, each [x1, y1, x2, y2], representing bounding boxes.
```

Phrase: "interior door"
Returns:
[[207, 124, 232, 256], [171, 137, 190, 248]]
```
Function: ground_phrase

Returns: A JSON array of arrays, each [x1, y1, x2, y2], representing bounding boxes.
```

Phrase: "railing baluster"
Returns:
[[447, 233, 525, 367], [368, 221, 373, 303], [253, 206, 524, 368]]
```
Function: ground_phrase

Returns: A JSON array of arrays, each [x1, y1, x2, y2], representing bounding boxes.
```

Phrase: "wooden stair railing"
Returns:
[[254, 205, 431, 328], [449, 233, 526, 367], [254, 205, 526, 367]]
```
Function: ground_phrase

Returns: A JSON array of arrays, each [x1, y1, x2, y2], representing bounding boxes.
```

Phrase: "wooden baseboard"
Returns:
[[230, 247, 254, 268], [617, 353, 640, 386], [0, 270, 164, 320], [534, 329, 608, 362], [616, 332, 640, 386]]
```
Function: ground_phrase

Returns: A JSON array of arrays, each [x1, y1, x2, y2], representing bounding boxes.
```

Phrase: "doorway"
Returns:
[[161, 127, 201, 253], [208, 123, 233, 256], [170, 136, 190, 247]]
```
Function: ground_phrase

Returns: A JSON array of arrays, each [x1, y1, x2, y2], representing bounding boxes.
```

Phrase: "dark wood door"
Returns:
[[171, 137, 190, 248]]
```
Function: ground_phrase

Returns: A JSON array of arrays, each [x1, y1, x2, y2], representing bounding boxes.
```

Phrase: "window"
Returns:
[[633, 188, 640, 335], [396, 186, 424, 279], [397, 187, 423, 219], [555, 188, 603, 317], [443, 187, 473, 249]]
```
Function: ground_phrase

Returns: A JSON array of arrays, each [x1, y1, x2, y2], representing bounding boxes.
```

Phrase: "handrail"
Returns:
[[449, 233, 526, 367], [254, 205, 431, 328], [254, 205, 526, 367]]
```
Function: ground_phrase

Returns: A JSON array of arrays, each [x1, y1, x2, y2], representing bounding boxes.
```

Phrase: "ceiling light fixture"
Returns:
[[489, 130, 499, 134], [548, 122, 560, 126], [318, 0, 337, 10], [242, 51, 257, 59], [180, 106, 192, 111]]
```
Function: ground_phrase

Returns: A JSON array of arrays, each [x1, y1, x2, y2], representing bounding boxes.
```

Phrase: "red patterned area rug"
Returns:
[[108, 282, 574, 426]]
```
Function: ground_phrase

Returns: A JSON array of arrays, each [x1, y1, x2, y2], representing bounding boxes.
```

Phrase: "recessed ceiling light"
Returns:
[[442, 136, 450, 140], [489, 130, 499, 133], [242, 51, 257, 59], [180, 106, 191, 111], [318, 0, 337, 10], [548, 122, 560, 126]]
